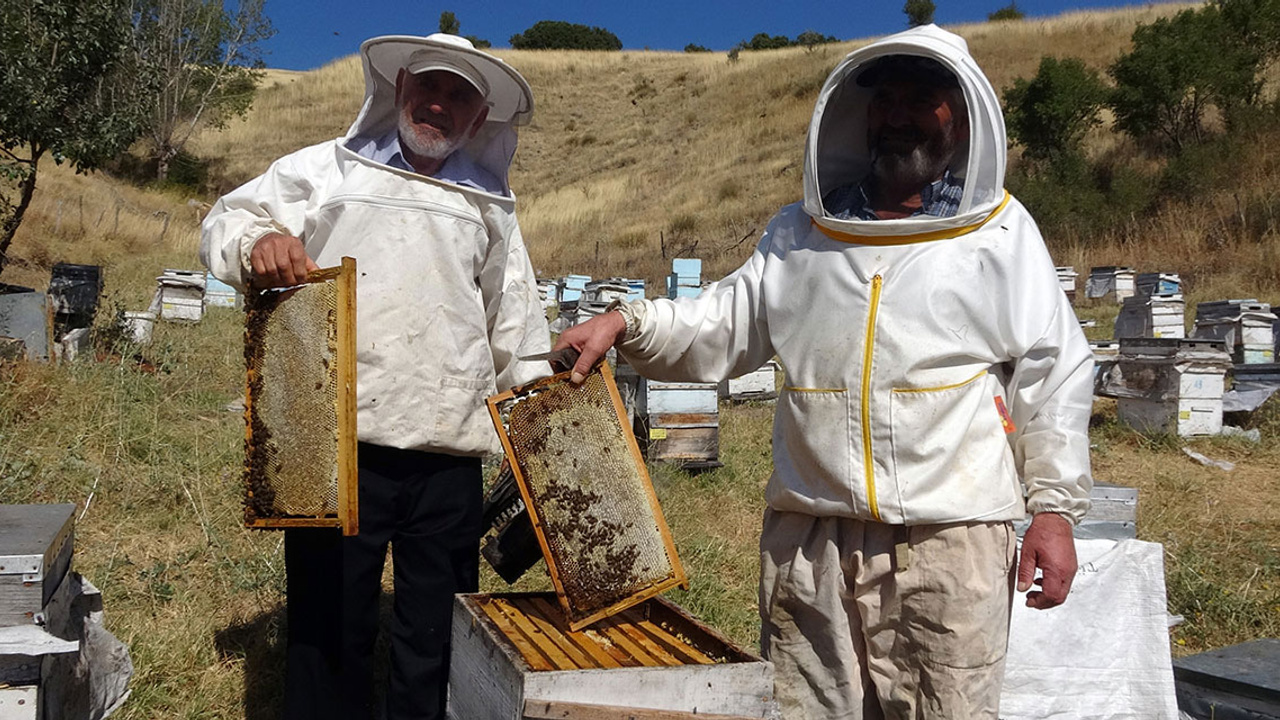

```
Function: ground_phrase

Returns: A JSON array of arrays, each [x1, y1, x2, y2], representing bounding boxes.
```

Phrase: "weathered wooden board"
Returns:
[[0, 504, 75, 626]]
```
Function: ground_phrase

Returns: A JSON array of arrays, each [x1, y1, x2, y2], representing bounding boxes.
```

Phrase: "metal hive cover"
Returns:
[[487, 363, 687, 630], [244, 259, 358, 535]]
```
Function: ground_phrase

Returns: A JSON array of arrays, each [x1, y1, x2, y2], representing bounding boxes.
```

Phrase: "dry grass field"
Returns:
[[1, 4, 1277, 717]]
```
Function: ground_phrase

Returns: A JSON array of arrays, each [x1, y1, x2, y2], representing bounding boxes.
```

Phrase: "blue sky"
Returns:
[[261, 0, 1168, 71]]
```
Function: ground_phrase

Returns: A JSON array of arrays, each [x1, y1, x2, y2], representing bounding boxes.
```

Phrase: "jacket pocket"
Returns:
[[774, 388, 855, 509], [889, 372, 1019, 522], [434, 375, 497, 453]]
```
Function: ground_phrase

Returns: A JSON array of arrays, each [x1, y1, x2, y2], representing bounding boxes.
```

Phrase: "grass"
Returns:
[[0, 3, 1276, 716]]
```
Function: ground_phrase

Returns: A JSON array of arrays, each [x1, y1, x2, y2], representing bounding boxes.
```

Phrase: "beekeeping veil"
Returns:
[[347, 33, 534, 196], [803, 25, 1008, 238]]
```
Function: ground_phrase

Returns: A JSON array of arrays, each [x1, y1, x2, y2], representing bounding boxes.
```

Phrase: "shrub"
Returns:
[[1110, 5, 1264, 150], [904, 0, 936, 27], [795, 30, 839, 50], [1004, 56, 1108, 161], [684, 43, 711, 53], [988, 2, 1025, 21], [509, 20, 622, 50]]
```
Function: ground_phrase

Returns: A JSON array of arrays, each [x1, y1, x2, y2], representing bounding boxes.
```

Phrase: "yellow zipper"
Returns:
[[862, 274, 883, 521]]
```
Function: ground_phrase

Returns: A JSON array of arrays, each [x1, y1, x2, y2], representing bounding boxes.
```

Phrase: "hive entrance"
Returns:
[[244, 258, 357, 535], [488, 364, 687, 630]]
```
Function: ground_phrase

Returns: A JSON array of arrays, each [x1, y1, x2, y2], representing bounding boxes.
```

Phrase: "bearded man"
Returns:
[[556, 25, 1094, 720], [201, 34, 550, 720]]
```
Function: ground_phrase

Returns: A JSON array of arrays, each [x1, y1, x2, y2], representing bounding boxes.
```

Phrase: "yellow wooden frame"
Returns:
[[486, 363, 688, 631], [244, 257, 359, 536]]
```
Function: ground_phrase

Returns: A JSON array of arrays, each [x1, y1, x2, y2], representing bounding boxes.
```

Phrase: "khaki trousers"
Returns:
[[759, 510, 1017, 720]]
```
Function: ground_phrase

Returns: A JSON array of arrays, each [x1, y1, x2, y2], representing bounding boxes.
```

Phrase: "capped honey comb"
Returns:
[[487, 363, 687, 631], [244, 258, 358, 535]]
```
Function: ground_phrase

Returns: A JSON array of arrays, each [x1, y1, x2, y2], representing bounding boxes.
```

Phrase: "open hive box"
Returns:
[[243, 258, 358, 535], [466, 364, 777, 718], [450, 592, 777, 719]]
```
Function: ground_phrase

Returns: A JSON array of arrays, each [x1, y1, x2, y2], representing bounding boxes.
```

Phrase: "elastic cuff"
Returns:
[[604, 299, 644, 342]]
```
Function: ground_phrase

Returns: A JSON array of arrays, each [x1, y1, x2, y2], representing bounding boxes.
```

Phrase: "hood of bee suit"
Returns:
[[802, 24, 1008, 239], [346, 33, 534, 196]]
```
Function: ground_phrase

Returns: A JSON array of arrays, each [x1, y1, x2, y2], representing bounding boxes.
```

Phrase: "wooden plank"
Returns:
[[511, 597, 595, 670], [245, 517, 339, 529], [595, 620, 663, 667], [522, 699, 760, 720], [476, 598, 557, 672], [491, 597, 579, 671], [598, 614, 685, 667], [525, 597, 624, 669], [336, 257, 359, 537], [617, 608, 715, 666]]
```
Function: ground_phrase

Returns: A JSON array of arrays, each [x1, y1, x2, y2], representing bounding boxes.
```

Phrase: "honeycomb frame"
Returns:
[[243, 257, 358, 536], [486, 363, 688, 631]]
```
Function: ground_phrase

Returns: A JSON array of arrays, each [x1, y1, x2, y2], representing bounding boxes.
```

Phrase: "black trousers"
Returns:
[[282, 443, 482, 720]]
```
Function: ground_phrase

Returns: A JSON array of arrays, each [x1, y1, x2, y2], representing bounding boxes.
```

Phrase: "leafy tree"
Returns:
[[1109, 4, 1263, 150], [0, 0, 152, 277], [465, 35, 491, 49], [132, 0, 274, 180], [739, 32, 792, 50], [795, 30, 839, 50], [438, 10, 459, 35], [509, 20, 622, 50], [988, 2, 1025, 21], [1004, 56, 1107, 161], [904, 0, 936, 27], [684, 43, 711, 53]]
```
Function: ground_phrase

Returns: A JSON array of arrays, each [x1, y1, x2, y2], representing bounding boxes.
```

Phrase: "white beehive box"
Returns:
[[720, 361, 779, 401], [0, 504, 75, 627], [1086, 266, 1135, 303], [1110, 339, 1230, 437], [449, 593, 778, 720], [156, 270, 205, 322]]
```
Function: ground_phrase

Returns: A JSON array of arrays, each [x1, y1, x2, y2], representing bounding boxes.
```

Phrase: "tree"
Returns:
[[1004, 56, 1107, 161], [438, 10, 459, 35], [795, 30, 839, 50], [684, 43, 711, 53], [132, 0, 274, 180], [0, 0, 152, 277], [988, 2, 1025, 21], [738, 32, 792, 50], [1109, 4, 1263, 150], [904, 0, 936, 27], [509, 20, 622, 50]]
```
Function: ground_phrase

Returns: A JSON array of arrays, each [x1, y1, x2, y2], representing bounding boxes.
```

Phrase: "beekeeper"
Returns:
[[557, 25, 1093, 719], [201, 34, 549, 720]]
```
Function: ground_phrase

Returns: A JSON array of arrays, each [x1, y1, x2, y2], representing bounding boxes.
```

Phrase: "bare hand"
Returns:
[[249, 232, 319, 288], [1016, 512, 1077, 609], [553, 311, 627, 384]]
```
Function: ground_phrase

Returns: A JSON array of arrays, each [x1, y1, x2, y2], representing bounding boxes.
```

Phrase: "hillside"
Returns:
[[2, 5, 1278, 718]]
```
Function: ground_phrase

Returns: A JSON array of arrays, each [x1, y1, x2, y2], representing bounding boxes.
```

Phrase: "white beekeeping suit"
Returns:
[[606, 25, 1095, 718], [202, 34, 550, 456]]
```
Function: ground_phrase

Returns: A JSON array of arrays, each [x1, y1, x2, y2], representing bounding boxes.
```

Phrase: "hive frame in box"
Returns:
[[243, 258, 358, 536], [486, 363, 688, 631]]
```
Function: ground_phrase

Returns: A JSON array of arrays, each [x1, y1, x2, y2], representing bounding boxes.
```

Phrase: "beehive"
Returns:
[[449, 592, 778, 719], [486, 364, 687, 630], [243, 258, 357, 535]]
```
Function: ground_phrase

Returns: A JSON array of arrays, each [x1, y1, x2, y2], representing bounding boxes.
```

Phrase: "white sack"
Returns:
[[1001, 538, 1179, 720]]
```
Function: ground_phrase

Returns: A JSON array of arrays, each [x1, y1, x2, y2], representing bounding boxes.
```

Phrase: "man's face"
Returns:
[[866, 78, 967, 190], [395, 69, 489, 161]]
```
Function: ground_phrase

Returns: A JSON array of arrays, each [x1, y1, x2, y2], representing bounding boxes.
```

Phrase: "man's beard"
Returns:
[[398, 108, 469, 161], [870, 123, 956, 191]]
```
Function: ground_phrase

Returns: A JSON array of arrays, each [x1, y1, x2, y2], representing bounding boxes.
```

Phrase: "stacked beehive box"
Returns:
[[1114, 293, 1185, 339], [0, 504, 77, 718], [558, 275, 590, 303], [1135, 272, 1180, 297], [636, 377, 721, 469], [1056, 266, 1078, 305], [1104, 338, 1232, 437], [666, 259, 702, 299], [154, 269, 206, 322], [1085, 266, 1135, 303], [1192, 299, 1277, 364]]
